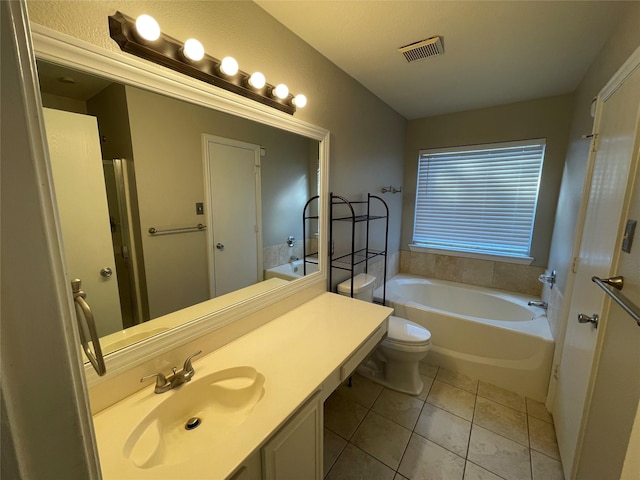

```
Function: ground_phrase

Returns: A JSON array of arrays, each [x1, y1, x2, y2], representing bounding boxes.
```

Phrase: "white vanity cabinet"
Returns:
[[227, 316, 387, 480], [262, 392, 323, 480], [91, 294, 391, 479], [226, 393, 322, 480], [227, 450, 262, 480]]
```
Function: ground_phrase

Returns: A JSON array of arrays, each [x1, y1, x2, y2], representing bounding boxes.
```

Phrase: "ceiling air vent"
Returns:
[[399, 36, 444, 63]]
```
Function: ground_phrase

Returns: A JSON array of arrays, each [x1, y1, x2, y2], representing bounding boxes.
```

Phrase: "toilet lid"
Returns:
[[386, 315, 431, 346]]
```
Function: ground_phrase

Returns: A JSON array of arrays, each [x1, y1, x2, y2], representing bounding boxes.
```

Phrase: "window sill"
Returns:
[[408, 244, 534, 265]]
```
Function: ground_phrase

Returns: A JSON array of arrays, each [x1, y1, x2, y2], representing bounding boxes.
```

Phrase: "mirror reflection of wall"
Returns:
[[37, 60, 320, 342]]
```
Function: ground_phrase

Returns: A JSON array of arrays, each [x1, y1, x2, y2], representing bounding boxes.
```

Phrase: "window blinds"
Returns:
[[413, 140, 545, 258]]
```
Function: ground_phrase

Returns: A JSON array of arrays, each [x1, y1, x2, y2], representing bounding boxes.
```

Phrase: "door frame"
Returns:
[[1, 1, 100, 476], [202, 134, 263, 298], [103, 157, 146, 326]]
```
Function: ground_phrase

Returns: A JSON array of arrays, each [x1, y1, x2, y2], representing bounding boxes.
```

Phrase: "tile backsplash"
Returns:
[[399, 250, 544, 297]]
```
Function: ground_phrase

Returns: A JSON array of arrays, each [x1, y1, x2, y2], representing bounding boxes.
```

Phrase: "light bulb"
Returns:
[[183, 38, 204, 61], [273, 83, 289, 100], [293, 94, 307, 108], [135, 14, 160, 41], [220, 56, 239, 76], [249, 72, 266, 89]]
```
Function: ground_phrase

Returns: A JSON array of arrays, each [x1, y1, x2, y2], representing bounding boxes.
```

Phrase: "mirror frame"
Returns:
[[31, 24, 330, 387]]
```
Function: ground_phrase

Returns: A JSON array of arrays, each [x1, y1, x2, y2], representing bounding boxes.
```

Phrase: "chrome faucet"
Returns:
[[528, 301, 548, 311], [140, 350, 202, 394]]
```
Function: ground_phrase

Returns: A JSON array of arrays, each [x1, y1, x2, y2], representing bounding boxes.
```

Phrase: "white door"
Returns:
[[203, 135, 262, 297], [554, 58, 640, 479], [43, 108, 123, 337]]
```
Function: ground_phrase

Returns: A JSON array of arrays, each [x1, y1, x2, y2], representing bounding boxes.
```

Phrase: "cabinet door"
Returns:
[[263, 393, 323, 480]]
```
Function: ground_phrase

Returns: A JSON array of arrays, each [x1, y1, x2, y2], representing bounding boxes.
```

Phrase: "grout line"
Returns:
[[326, 374, 561, 479], [465, 459, 510, 480]]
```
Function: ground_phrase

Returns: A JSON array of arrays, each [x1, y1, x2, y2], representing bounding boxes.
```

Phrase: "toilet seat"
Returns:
[[385, 315, 431, 347]]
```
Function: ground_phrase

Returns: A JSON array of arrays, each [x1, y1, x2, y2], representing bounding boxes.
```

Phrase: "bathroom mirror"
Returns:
[[32, 25, 328, 367]]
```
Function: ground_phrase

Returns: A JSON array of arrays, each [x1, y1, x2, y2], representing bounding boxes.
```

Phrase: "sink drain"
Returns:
[[185, 417, 202, 430]]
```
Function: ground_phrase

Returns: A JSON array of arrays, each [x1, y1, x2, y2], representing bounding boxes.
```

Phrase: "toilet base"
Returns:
[[357, 357, 424, 396]]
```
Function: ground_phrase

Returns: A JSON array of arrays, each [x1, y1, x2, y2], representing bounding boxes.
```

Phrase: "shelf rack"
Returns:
[[329, 193, 389, 305], [302, 195, 320, 275]]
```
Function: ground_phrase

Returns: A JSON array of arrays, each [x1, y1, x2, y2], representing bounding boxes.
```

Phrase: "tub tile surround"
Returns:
[[341, 252, 401, 292], [399, 250, 545, 296], [324, 367, 564, 480], [263, 239, 306, 269]]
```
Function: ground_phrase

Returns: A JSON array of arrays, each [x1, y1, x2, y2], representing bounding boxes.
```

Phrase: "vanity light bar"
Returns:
[[108, 12, 300, 115]]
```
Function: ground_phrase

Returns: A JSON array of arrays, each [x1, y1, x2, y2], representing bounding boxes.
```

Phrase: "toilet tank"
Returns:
[[337, 273, 376, 302]]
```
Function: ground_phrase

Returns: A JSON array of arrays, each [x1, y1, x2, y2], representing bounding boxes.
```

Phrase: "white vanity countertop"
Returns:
[[92, 292, 392, 479]]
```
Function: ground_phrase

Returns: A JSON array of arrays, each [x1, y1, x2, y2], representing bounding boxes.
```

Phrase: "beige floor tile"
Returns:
[[324, 390, 368, 440], [529, 416, 561, 460], [526, 398, 553, 424], [398, 433, 466, 480], [413, 374, 435, 401], [531, 450, 564, 480], [324, 427, 347, 475], [473, 397, 529, 446], [338, 373, 384, 408], [394, 474, 410, 480], [352, 411, 412, 470], [326, 443, 395, 480], [467, 425, 532, 480], [419, 361, 439, 378], [414, 403, 471, 457], [436, 369, 478, 394], [372, 388, 424, 430], [427, 381, 476, 421], [477, 381, 526, 412], [463, 461, 503, 480]]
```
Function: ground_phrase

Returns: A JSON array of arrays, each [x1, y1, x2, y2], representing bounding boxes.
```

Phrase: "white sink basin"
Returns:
[[122, 366, 265, 469]]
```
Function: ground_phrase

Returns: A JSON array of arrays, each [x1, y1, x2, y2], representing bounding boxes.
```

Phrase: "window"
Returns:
[[413, 139, 546, 260]]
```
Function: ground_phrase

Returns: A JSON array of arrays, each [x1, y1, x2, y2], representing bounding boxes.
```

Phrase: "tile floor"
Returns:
[[323, 364, 564, 480]]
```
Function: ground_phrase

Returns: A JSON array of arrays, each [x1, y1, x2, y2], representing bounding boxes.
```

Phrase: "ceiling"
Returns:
[[255, 1, 629, 119], [37, 60, 112, 100]]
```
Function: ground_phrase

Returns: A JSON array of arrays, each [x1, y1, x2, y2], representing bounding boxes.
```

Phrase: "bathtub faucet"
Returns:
[[528, 301, 548, 311], [289, 255, 299, 262]]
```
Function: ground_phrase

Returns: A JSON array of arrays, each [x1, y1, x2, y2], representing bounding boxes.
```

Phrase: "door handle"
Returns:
[[578, 313, 599, 328], [100, 267, 113, 278], [216, 243, 224, 250]]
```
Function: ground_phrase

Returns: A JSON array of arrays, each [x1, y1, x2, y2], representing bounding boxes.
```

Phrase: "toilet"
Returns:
[[337, 274, 432, 395]]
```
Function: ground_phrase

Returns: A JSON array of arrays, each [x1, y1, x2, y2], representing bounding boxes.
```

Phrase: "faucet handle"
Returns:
[[183, 350, 202, 373], [140, 372, 168, 389]]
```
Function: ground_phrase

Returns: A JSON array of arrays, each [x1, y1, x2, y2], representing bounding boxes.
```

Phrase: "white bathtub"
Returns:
[[377, 274, 554, 401], [264, 260, 319, 281]]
